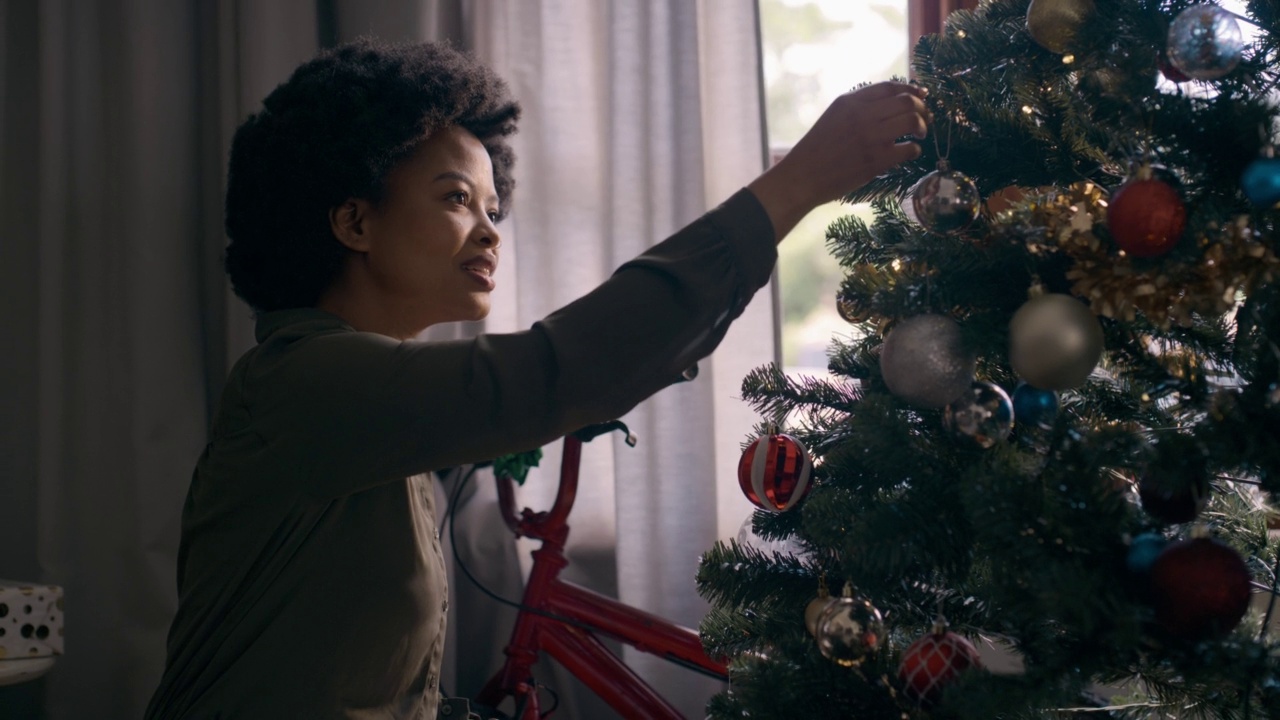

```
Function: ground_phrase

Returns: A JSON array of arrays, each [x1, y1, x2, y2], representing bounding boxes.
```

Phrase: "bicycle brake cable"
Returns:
[[444, 463, 607, 635]]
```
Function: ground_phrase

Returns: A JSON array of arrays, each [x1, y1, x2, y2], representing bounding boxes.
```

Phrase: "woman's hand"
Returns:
[[747, 81, 929, 243]]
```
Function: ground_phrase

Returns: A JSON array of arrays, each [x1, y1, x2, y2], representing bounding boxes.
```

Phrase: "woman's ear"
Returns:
[[329, 199, 373, 251]]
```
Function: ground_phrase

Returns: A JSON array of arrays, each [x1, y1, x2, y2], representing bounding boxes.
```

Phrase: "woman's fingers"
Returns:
[[850, 81, 927, 102], [871, 92, 930, 124], [878, 108, 930, 141]]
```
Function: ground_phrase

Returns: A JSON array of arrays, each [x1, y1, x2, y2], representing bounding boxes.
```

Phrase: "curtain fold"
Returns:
[[466, 2, 772, 716], [0, 1, 772, 718]]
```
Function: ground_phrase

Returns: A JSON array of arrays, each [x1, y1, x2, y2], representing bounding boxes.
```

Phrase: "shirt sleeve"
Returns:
[[252, 188, 777, 500]]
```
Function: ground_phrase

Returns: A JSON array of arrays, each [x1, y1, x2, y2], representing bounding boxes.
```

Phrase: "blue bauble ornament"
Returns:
[[1127, 532, 1168, 575], [1242, 153, 1280, 207], [1166, 4, 1243, 81], [1012, 382, 1059, 430]]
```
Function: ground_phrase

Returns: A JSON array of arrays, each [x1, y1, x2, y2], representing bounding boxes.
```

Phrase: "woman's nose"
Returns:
[[475, 216, 501, 249]]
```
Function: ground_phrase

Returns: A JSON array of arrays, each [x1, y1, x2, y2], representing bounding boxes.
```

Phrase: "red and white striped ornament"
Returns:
[[736, 432, 813, 512]]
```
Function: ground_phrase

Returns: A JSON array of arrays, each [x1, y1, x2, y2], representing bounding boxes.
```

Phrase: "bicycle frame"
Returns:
[[475, 424, 729, 719]]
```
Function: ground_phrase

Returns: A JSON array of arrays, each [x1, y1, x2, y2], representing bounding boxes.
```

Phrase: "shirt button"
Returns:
[[427, 673, 437, 687], [442, 599, 449, 612]]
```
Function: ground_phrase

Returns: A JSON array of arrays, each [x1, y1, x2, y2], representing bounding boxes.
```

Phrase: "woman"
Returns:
[[146, 38, 927, 719]]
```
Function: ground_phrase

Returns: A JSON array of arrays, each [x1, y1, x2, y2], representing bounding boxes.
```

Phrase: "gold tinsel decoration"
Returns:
[[993, 181, 1279, 327]]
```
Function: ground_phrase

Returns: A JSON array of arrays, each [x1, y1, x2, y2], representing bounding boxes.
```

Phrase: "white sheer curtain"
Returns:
[[455, 3, 774, 717], [0, 1, 772, 718]]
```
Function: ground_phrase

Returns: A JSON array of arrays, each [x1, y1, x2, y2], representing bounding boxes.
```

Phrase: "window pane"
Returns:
[[759, 0, 909, 375]]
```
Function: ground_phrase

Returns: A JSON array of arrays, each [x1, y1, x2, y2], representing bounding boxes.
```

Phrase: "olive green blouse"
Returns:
[[145, 188, 776, 719]]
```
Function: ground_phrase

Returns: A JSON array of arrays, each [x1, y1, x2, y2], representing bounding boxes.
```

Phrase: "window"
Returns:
[[759, 0, 910, 376]]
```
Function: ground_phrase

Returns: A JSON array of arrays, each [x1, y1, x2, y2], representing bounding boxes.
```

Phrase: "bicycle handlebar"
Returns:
[[495, 421, 636, 539], [572, 420, 637, 446]]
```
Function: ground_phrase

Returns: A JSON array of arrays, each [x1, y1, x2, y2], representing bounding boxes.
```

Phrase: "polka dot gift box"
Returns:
[[0, 580, 64, 664]]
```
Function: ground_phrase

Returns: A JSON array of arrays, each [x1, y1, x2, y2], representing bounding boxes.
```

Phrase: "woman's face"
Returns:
[[340, 125, 503, 336]]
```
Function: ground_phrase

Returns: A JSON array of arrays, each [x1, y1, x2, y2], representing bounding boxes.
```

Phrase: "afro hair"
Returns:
[[224, 38, 521, 313]]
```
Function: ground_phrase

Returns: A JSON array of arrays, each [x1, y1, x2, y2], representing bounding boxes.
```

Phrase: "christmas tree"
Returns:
[[696, 0, 1280, 717]]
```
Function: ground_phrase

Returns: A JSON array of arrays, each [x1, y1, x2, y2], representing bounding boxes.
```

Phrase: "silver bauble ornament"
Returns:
[[944, 381, 1014, 448], [1166, 4, 1243, 81], [1026, 0, 1095, 53], [815, 593, 885, 667], [909, 160, 981, 235], [1009, 293, 1105, 390], [880, 314, 976, 408]]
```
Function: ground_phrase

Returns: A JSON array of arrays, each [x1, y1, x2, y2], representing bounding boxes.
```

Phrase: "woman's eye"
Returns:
[[487, 211, 500, 223], [449, 191, 469, 204]]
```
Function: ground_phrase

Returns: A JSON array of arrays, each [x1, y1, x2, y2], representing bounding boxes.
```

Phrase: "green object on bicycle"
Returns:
[[492, 448, 543, 485]]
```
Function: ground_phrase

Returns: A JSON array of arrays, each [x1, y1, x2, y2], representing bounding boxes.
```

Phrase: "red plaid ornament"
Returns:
[[737, 432, 812, 512], [897, 624, 982, 707]]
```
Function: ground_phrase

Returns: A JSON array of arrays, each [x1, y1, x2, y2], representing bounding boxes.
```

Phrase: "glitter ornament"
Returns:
[[909, 160, 981, 235], [897, 620, 983, 707], [1149, 536, 1252, 640], [1108, 172, 1186, 258], [814, 583, 885, 667], [1242, 148, 1280, 207], [1138, 471, 1209, 525], [944, 382, 1014, 448], [1009, 293, 1105, 390], [737, 432, 813, 512], [1012, 382, 1059, 430], [1166, 4, 1244, 81], [880, 314, 976, 408], [1025, 0, 1094, 53]]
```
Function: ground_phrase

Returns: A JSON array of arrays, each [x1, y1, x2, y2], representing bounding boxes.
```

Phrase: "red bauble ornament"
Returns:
[[737, 433, 812, 512], [1138, 472, 1209, 525], [1107, 177, 1186, 258], [1159, 56, 1191, 83], [897, 628, 983, 707], [1149, 537, 1252, 640]]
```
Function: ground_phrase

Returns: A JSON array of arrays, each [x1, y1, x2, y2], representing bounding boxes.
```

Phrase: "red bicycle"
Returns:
[[473, 421, 729, 719]]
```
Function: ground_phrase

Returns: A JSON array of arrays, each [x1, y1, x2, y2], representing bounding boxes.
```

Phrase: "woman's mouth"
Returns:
[[461, 260, 496, 291]]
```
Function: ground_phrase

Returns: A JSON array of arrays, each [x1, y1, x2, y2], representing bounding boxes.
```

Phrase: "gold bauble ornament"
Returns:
[[1026, 0, 1095, 53], [836, 295, 870, 325], [804, 576, 833, 636], [805, 596, 834, 636]]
